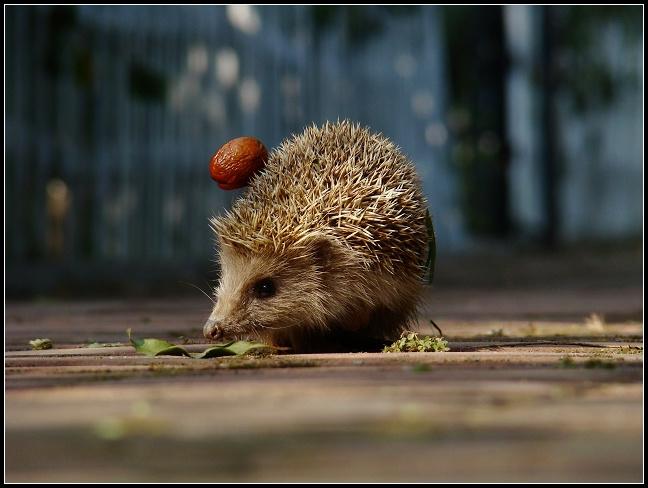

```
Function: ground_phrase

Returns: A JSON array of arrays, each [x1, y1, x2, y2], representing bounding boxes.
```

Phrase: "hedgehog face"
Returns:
[[203, 239, 335, 345]]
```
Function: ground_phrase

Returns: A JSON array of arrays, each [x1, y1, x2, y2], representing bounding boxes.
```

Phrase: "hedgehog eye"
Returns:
[[252, 278, 276, 299]]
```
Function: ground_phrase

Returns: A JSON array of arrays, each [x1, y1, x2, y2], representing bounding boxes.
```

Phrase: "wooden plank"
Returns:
[[4, 297, 643, 482]]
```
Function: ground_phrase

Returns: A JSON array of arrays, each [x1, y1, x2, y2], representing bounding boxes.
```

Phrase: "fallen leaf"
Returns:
[[219, 340, 270, 356], [127, 329, 190, 357], [127, 329, 272, 358]]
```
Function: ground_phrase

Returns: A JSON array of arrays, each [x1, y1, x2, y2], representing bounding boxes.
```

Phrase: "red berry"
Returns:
[[210, 137, 268, 190]]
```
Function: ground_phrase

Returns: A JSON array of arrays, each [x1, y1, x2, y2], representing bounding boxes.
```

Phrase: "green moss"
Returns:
[[383, 332, 449, 353], [29, 338, 53, 350]]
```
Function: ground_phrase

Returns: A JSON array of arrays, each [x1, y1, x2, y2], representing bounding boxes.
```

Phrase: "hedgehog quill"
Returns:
[[204, 121, 434, 353]]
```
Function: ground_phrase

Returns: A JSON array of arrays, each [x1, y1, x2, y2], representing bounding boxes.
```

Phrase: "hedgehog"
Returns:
[[203, 120, 432, 353]]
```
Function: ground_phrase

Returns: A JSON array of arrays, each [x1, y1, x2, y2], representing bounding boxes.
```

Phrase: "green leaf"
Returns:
[[191, 341, 237, 359], [127, 330, 273, 358], [191, 341, 271, 358], [127, 328, 190, 357], [225, 340, 272, 355]]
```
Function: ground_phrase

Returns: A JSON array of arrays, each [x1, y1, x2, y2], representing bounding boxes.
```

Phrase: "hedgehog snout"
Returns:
[[203, 317, 225, 341]]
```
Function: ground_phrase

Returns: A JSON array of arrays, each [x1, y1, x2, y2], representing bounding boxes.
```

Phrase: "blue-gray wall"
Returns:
[[5, 6, 643, 274]]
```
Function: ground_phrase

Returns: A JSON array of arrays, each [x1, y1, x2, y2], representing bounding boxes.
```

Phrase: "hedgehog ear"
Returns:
[[308, 234, 341, 272]]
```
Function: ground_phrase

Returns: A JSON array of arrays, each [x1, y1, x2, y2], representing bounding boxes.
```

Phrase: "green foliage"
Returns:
[[383, 332, 449, 353]]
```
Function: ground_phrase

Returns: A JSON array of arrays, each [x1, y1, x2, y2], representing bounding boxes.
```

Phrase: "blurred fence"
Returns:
[[5, 5, 462, 267], [505, 6, 643, 243], [5, 6, 643, 297]]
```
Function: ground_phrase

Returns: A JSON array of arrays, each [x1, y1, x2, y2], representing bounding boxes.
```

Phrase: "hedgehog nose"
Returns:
[[203, 318, 224, 341]]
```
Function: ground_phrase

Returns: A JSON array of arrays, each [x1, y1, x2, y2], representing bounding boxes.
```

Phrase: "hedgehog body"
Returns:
[[204, 121, 431, 352]]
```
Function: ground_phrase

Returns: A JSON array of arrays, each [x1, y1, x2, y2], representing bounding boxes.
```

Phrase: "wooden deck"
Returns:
[[5, 272, 644, 482]]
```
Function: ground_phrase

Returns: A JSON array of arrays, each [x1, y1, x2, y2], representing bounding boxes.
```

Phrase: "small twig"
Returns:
[[429, 318, 444, 337]]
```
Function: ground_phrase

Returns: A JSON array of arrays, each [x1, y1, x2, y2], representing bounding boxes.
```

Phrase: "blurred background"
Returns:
[[5, 5, 643, 298]]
